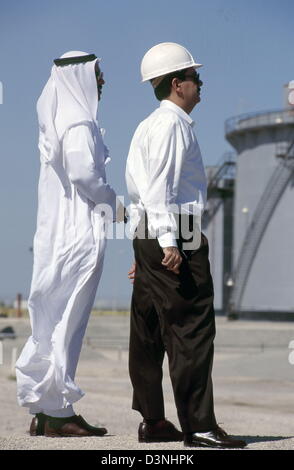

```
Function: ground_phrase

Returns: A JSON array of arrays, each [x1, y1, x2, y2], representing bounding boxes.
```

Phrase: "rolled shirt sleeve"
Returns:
[[63, 124, 119, 219], [142, 117, 186, 248]]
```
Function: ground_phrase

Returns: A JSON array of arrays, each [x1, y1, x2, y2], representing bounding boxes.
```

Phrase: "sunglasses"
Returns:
[[183, 71, 202, 86], [95, 70, 104, 82]]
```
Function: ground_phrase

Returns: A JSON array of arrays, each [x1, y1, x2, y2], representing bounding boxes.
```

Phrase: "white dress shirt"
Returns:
[[125, 99, 207, 248]]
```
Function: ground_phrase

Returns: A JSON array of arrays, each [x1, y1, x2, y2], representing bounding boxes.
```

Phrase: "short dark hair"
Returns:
[[152, 69, 187, 101]]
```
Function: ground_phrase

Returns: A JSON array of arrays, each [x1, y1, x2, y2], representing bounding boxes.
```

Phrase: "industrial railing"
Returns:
[[207, 152, 236, 195], [225, 108, 294, 136], [203, 152, 236, 227]]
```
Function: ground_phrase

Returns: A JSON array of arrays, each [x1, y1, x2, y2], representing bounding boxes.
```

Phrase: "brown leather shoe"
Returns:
[[138, 419, 183, 443], [44, 414, 108, 437], [184, 425, 247, 448], [29, 413, 47, 436]]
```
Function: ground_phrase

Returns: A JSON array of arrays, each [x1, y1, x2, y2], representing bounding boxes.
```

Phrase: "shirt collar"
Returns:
[[160, 100, 195, 126]]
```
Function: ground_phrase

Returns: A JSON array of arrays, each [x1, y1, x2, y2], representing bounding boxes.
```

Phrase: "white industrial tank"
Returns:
[[225, 106, 294, 319]]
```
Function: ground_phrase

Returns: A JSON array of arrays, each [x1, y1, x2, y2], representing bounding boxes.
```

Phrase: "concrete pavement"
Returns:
[[0, 315, 293, 450]]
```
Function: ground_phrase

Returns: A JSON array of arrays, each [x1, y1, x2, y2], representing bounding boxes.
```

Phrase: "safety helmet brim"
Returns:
[[141, 62, 202, 82]]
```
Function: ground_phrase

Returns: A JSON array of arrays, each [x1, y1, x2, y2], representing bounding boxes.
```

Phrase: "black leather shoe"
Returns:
[[138, 419, 183, 443], [184, 425, 247, 448]]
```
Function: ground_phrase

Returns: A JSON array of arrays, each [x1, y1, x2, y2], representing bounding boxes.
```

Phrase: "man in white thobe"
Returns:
[[15, 51, 123, 437]]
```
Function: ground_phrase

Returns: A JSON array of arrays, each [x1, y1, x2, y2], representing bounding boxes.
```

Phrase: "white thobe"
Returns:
[[15, 123, 116, 414], [125, 100, 207, 248]]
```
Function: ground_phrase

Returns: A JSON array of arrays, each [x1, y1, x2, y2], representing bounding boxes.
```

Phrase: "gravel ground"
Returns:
[[0, 315, 294, 451]]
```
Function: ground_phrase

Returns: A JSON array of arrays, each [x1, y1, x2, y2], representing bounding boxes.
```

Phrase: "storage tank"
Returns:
[[225, 101, 294, 319]]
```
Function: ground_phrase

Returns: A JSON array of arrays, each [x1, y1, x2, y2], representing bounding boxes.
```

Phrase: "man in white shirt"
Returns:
[[15, 51, 124, 437], [126, 43, 246, 448]]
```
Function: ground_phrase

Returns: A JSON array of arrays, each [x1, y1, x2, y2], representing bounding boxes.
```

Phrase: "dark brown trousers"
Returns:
[[129, 215, 217, 433]]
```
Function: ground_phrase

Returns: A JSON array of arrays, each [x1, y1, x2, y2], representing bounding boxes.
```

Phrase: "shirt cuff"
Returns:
[[157, 231, 178, 248]]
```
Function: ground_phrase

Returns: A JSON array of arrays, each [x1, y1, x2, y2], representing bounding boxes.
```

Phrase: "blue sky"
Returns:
[[0, 0, 293, 305]]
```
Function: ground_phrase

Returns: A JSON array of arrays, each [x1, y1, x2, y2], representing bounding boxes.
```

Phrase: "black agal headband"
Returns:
[[54, 54, 97, 66]]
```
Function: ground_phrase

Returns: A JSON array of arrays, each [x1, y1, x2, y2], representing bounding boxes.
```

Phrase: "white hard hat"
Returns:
[[141, 42, 202, 83]]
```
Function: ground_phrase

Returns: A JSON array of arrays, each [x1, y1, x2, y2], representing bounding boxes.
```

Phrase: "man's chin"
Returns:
[[194, 95, 201, 105]]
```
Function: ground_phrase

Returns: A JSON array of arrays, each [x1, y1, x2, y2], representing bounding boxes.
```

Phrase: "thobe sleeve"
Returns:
[[63, 124, 118, 218], [142, 117, 186, 248]]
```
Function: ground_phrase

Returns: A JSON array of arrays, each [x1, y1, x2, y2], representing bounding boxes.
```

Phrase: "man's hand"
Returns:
[[123, 207, 129, 224], [128, 262, 136, 284], [161, 247, 182, 274]]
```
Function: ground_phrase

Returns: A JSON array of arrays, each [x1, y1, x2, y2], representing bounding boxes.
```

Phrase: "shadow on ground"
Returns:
[[239, 435, 293, 444]]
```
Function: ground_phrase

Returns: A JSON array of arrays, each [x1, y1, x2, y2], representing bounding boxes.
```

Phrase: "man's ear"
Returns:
[[171, 77, 182, 92]]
